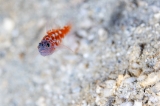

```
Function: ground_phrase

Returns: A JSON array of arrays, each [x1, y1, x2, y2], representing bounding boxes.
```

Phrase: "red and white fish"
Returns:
[[38, 25, 71, 56]]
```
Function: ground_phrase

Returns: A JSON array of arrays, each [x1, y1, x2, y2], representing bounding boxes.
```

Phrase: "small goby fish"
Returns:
[[38, 25, 71, 56]]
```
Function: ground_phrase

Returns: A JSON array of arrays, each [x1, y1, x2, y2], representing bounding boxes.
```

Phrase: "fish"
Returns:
[[38, 25, 71, 56]]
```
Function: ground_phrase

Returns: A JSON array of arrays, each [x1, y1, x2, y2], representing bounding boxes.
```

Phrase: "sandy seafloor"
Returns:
[[0, 0, 160, 106]]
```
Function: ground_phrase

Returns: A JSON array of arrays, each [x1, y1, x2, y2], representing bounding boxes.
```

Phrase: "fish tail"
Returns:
[[64, 24, 71, 34], [59, 24, 71, 38]]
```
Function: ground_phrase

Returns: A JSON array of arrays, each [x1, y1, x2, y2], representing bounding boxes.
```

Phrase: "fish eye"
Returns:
[[47, 43, 50, 47]]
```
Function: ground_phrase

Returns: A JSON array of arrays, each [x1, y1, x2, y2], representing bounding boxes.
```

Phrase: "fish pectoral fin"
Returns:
[[58, 44, 74, 53]]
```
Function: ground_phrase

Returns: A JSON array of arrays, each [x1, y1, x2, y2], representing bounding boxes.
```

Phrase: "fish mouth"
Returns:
[[38, 49, 50, 56], [39, 49, 46, 53]]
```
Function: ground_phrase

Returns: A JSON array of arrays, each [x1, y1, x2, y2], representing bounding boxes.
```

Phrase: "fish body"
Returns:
[[38, 25, 71, 56]]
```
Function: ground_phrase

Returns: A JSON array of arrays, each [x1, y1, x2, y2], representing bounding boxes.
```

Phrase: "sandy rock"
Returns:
[[154, 12, 160, 20], [151, 82, 160, 93], [153, 60, 160, 71], [133, 101, 142, 106], [3, 18, 15, 32], [149, 96, 158, 104], [116, 75, 124, 87], [129, 69, 142, 77], [96, 85, 102, 94], [103, 80, 116, 97], [123, 77, 136, 84], [131, 62, 141, 69], [98, 28, 108, 42], [127, 46, 141, 62], [95, 96, 106, 106], [120, 102, 133, 106], [105, 80, 116, 89], [140, 72, 160, 87], [137, 75, 147, 81], [36, 97, 46, 106], [116, 74, 130, 87], [79, 18, 93, 29]]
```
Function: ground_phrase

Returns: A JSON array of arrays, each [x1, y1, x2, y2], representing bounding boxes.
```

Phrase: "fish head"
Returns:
[[38, 40, 55, 56]]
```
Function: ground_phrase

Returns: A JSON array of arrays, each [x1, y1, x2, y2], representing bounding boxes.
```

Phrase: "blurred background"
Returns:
[[0, 0, 160, 106]]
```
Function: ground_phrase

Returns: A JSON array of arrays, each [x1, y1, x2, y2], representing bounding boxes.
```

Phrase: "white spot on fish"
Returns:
[[59, 31, 62, 34]]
